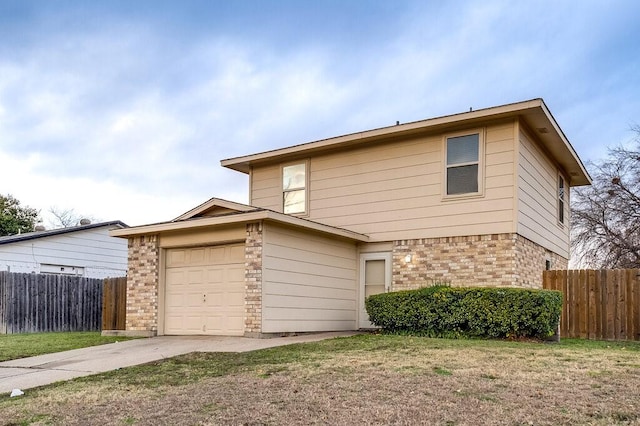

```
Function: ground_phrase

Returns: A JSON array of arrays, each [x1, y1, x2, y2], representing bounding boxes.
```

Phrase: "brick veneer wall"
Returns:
[[126, 235, 159, 334], [515, 235, 568, 288], [245, 222, 263, 336], [393, 233, 568, 290]]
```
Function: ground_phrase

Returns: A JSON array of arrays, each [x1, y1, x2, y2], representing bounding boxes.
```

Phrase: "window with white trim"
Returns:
[[282, 163, 306, 214], [446, 133, 480, 195], [558, 175, 565, 225]]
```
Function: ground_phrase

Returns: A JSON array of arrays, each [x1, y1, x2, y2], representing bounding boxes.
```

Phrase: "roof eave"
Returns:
[[537, 101, 592, 186], [111, 211, 369, 243], [221, 98, 591, 186], [0, 221, 128, 245]]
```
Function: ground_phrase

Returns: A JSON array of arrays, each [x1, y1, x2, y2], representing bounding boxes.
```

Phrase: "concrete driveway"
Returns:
[[0, 331, 358, 394]]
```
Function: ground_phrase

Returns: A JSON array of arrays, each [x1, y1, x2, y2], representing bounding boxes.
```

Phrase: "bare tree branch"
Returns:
[[571, 131, 640, 268], [47, 207, 97, 229]]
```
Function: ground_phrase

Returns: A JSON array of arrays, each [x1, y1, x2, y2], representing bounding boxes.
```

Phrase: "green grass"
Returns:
[[557, 338, 640, 351], [0, 331, 139, 362], [69, 334, 640, 389]]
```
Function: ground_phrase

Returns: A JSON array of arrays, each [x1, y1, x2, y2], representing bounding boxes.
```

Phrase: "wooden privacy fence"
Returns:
[[102, 276, 127, 331], [0, 272, 127, 334], [543, 269, 640, 341]]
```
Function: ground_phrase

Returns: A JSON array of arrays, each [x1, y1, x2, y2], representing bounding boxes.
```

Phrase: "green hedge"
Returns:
[[365, 285, 562, 339]]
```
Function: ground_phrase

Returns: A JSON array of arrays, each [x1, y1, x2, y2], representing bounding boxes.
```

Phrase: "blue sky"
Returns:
[[1, 0, 638, 226]]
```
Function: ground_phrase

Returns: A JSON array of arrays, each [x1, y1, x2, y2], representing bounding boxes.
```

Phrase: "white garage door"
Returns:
[[164, 243, 245, 335]]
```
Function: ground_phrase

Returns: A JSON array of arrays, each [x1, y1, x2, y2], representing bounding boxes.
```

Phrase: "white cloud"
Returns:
[[0, 0, 638, 228]]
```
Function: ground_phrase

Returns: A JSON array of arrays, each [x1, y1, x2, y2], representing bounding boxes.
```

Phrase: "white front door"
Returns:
[[359, 252, 392, 329]]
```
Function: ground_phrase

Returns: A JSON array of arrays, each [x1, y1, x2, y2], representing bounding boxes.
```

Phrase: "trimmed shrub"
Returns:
[[365, 285, 562, 339]]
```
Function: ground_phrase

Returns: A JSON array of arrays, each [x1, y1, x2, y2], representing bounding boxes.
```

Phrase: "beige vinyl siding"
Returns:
[[159, 225, 245, 248], [250, 165, 281, 211], [250, 123, 517, 242], [249, 122, 516, 241], [517, 125, 570, 258], [261, 223, 357, 333]]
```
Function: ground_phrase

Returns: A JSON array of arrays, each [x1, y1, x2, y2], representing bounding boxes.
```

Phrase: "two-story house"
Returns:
[[112, 98, 590, 337]]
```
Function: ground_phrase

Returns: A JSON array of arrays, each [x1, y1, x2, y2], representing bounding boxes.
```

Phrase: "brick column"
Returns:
[[245, 222, 263, 337], [125, 235, 159, 336]]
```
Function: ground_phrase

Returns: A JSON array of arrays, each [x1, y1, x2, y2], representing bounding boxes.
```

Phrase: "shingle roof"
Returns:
[[0, 220, 128, 245]]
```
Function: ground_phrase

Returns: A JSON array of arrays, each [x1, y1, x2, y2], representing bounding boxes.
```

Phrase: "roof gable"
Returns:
[[173, 198, 257, 221]]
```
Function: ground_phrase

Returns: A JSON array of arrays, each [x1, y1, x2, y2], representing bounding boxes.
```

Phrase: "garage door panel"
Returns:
[[207, 292, 225, 307], [205, 292, 243, 308], [227, 291, 244, 306], [165, 294, 185, 308], [208, 246, 227, 264], [205, 314, 244, 334], [186, 292, 204, 308], [205, 315, 225, 333], [165, 244, 245, 336], [227, 314, 244, 330], [183, 315, 201, 329], [229, 244, 245, 259], [190, 248, 206, 263], [226, 265, 244, 282], [166, 250, 186, 267], [165, 314, 202, 334], [206, 267, 224, 283], [166, 269, 187, 285]]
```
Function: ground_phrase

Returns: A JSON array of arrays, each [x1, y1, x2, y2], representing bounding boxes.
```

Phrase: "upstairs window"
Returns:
[[558, 175, 565, 225], [446, 133, 480, 195], [282, 163, 306, 214]]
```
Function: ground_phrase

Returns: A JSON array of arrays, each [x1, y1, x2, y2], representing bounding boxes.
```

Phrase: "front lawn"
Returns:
[[0, 332, 138, 362], [1, 334, 640, 425]]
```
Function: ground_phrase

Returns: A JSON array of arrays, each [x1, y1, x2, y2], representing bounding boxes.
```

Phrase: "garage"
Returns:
[[164, 243, 245, 335], [112, 199, 369, 337]]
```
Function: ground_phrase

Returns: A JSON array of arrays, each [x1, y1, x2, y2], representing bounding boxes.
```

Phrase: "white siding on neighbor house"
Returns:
[[517, 125, 570, 258], [261, 223, 358, 333], [250, 121, 518, 241], [0, 227, 127, 278]]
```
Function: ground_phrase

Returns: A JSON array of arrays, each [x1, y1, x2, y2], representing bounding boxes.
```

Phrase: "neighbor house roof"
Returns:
[[221, 98, 591, 186], [111, 201, 369, 243], [0, 221, 128, 245]]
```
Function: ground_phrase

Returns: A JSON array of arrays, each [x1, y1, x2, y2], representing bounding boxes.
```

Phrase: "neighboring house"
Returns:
[[112, 98, 591, 337], [0, 221, 128, 279]]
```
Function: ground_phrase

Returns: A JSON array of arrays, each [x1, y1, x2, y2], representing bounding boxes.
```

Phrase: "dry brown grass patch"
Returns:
[[1, 335, 639, 425]]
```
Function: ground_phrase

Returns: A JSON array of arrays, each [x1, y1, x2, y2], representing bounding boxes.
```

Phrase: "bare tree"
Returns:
[[48, 207, 96, 229], [571, 132, 640, 268]]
